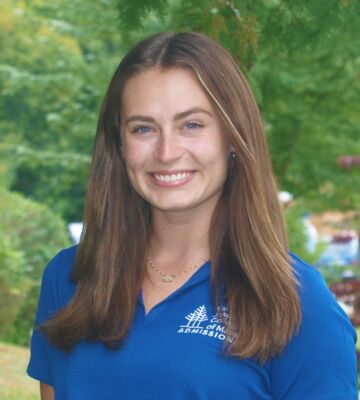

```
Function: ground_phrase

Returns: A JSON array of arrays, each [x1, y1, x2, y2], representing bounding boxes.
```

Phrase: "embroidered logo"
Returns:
[[177, 305, 228, 341], [181, 305, 208, 328]]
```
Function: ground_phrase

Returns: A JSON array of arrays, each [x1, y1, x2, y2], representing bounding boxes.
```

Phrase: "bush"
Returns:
[[0, 235, 29, 337], [0, 189, 70, 345], [10, 147, 90, 222]]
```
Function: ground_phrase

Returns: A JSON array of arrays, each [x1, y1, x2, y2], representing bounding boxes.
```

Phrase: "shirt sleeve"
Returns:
[[27, 252, 61, 386], [270, 259, 358, 399]]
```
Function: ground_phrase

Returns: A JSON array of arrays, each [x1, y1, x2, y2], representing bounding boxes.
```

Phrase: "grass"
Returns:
[[0, 342, 38, 400]]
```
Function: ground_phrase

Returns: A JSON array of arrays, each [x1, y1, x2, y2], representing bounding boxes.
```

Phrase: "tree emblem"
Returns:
[[181, 305, 208, 328]]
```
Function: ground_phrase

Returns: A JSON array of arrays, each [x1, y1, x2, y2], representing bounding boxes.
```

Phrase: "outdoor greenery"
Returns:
[[0, 342, 37, 400], [0, 0, 359, 391], [0, 189, 70, 345]]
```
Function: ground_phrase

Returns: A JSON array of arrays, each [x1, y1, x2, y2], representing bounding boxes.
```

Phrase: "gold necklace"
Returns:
[[146, 256, 206, 283]]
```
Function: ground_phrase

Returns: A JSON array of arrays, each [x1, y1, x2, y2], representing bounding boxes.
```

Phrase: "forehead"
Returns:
[[121, 67, 215, 117]]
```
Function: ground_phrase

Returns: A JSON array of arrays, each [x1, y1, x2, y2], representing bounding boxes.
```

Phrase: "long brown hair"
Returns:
[[40, 32, 301, 363]]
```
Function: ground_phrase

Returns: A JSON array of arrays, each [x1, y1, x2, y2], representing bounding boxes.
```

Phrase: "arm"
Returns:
[[40, 382, 54, 400]]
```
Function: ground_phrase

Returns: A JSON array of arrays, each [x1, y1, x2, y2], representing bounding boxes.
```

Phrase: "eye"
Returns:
[[131, 125, 152, 134], [185, 122, 202, 130]]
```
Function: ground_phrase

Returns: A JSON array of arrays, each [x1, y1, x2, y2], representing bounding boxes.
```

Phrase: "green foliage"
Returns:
[[0, 0, 124, 221], [0, 189, 70, 345], [8, 146, 90, 222], [284, 203, 309, 260], [0, 235, 29, 337], [284, 201, 325, 265], [117, 0, 169, 41], [0, 0, 91, 152]]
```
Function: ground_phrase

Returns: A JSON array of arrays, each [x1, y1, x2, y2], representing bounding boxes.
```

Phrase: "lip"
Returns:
[[148, 170, 196, 188]]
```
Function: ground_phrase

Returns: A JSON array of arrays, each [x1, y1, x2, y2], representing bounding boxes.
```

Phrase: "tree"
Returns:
[[0, 0, 124, 221]]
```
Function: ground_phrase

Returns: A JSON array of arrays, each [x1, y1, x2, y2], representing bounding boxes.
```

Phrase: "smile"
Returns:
[[149, 170, 195, 187], [154, 172, 192, 182]]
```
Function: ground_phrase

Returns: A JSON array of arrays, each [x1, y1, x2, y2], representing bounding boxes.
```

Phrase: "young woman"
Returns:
[[27, 32, 358, 399]]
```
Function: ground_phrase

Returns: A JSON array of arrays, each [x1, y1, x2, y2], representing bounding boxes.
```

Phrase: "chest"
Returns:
[[141, 274, 192, 315], [51, 291, 272, 400]]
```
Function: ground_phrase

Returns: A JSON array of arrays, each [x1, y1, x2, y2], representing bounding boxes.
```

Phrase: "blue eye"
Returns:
[[186, 122, 202, 130], [132, 126, 152, 134]]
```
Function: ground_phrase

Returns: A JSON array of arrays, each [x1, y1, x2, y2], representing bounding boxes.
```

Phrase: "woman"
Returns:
[[27, 32, 358, 399]]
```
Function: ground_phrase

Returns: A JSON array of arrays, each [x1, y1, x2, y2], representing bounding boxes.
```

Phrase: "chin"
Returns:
[[149, 200, 197, 213]]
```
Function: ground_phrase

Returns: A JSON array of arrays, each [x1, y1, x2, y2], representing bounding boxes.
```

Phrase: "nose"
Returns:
[[154, 132, 183, 163]]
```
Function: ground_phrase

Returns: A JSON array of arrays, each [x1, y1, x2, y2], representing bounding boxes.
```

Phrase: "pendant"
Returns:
[[162, 275, 174, 282]]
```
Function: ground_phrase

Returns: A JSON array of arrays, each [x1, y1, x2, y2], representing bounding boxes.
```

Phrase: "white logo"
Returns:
[[181, 305, 208, 328], [177, 305, 229, 341]]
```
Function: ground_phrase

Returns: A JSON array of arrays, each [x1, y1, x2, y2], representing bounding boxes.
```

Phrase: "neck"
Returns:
[[148, 201, 217, 269]]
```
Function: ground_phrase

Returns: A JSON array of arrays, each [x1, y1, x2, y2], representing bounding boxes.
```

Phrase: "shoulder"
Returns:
[[289, 251, 356, 336], [268, 252, 358, 399], [289, 252, 350, 323], [290, 250, 326, 288], [290, 252, 331, 300], [44, 245, 77, 278], [41, 245, 78, 310]]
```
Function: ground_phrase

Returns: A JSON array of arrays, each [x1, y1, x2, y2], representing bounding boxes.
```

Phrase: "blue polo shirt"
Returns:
[[27, 246, 358, 399]]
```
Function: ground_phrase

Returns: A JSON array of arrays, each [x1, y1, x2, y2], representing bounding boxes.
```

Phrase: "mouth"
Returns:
[[149, 170, 196, 186]]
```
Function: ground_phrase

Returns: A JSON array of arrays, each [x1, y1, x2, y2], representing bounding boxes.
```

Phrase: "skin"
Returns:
[[121, 67, 230, 216], [40, 382, 54, 400], [121, 67, 232, 312]]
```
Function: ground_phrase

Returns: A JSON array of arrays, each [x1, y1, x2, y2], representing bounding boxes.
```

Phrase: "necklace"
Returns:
[[146, 256, 206, 283]]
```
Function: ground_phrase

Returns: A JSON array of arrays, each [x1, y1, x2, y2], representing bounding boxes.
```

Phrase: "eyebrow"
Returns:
[[124, 107, 213, 126]]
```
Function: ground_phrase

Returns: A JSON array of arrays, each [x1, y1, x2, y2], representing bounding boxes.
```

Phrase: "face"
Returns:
[[120, 67, 231, 216]]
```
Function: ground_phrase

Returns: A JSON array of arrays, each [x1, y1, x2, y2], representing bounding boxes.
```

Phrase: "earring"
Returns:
[[231, 152, 236, 159]]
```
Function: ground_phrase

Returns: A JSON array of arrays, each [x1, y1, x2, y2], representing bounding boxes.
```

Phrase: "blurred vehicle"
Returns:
[[316, 230, 359, 267]]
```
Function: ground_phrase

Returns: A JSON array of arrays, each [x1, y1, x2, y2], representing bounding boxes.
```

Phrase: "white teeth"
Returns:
[[154, 172, 192, 182]]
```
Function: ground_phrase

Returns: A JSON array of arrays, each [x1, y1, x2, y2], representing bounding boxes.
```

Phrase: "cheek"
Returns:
[[195, 139, 229, 168], [122, 140, 151, 170]]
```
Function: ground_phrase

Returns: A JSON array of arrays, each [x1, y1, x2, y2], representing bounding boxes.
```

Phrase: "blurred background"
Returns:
[[0, 0, 359, 398]]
